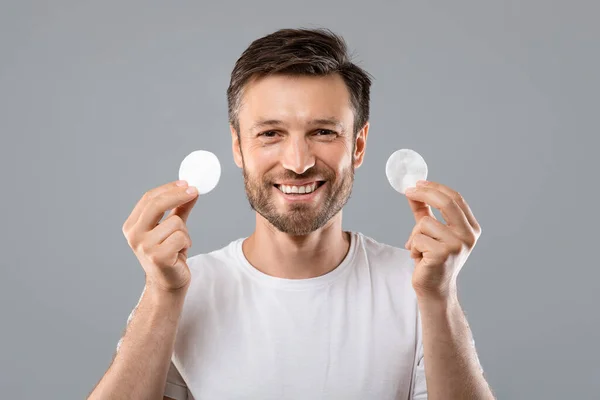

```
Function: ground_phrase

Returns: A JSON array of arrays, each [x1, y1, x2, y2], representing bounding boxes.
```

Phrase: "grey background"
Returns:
[[1, 1, 598, 399]]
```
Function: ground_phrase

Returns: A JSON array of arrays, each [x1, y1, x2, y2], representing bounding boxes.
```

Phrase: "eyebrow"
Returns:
[[249, 117, 345, 132]]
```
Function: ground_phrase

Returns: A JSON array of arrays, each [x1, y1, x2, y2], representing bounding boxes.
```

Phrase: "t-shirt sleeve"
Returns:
[[411, 341, 428, 400], [163, 359, 188, 400]]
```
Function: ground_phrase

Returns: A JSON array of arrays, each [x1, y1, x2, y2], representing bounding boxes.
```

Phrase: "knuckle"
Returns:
[[447, 242, 460, 254], [168, 230, 183, 244], [173, 231, 188, 249], [421, 216, 433, 225], [138, 240, 152, 254], [147, 195, 161, 208], [171, 215, 185, 228], [141, 190, 153, 202], [149, 190, 167, 204], [443, 198, 455, 209], [126, 234, 138, 248], [179, 230, 189, 242], [454, 191, 465, 203], [182, 232, 192, 248], [466, 233, 477, 247], [147, 251, 160, 264]]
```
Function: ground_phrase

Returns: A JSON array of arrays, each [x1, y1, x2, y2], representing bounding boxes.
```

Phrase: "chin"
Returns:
[[269, 214, 326, 236]]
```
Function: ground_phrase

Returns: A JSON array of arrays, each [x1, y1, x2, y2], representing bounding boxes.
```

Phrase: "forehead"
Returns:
[[238, 73, 353, 131]]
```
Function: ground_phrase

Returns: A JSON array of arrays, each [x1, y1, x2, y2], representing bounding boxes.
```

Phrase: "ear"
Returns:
[[353, 121, 369, 169], [230, 124, 243, 169]]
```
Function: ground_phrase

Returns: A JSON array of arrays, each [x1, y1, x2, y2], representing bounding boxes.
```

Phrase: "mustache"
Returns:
[[267, 169, 332, 185]]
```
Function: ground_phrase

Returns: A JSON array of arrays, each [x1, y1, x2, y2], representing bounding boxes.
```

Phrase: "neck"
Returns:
[[242, 212, 351, 279]]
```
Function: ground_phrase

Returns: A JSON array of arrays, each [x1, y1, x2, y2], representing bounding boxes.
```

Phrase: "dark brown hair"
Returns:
[[227, 28, 373, 138]]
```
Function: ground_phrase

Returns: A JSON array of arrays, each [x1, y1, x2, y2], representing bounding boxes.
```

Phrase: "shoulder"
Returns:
[[183, 237, 247, 292], [186, 237, 243, 271], [356, 231, 413, 266], [354, 231, 415, 279]]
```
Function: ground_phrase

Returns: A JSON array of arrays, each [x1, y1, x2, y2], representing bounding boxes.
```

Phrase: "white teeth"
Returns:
[[278, 183, 318, 194]]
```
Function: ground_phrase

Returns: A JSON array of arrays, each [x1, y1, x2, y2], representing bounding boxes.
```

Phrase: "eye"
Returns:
[[315, 129, 336, 136], [259, 131, 279, 138]]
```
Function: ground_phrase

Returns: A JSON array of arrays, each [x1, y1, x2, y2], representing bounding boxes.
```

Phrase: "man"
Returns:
[[88, 28, 495, 400]]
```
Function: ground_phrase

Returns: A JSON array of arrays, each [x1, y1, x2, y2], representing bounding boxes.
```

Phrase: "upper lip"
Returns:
[[275, 180, 324, 186]]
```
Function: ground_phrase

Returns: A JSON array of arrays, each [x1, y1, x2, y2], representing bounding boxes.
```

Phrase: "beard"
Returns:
[[241, 158, 355, 236]]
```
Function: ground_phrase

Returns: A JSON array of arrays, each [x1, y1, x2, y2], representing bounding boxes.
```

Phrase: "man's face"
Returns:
[[231, 73, 368, 236]]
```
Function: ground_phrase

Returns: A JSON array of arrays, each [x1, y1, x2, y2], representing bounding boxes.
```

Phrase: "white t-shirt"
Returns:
[[118, 231, 422, 399]]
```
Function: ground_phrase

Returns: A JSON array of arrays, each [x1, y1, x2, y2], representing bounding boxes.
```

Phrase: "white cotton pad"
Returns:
[[385, 149, 428, 194], [178, 150, 221, 194]]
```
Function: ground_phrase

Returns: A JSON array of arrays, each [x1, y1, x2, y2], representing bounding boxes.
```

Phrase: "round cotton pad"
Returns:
[[178, 150, 221, 194], [385, 149, 428, 194]]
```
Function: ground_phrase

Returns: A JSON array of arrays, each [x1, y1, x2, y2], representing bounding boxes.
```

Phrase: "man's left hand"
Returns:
[[404, 180, 482, 300]]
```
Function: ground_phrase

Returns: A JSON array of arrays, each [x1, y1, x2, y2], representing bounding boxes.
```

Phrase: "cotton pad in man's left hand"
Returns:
[[178, 150, 221, 194], [385, 149, 428, 195]]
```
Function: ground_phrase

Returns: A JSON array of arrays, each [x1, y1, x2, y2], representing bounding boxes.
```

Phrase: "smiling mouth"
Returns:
[[274, 181, 326, 195]]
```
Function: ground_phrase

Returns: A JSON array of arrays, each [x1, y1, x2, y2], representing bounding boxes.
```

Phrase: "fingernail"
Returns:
[[416, 180, 428, 185], [176, 180, 188, 187], [186, 186, 197, 194], [405, 187, 417, 193]]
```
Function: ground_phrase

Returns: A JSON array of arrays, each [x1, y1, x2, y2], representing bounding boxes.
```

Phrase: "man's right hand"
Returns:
[[122, 180, 199, 293]]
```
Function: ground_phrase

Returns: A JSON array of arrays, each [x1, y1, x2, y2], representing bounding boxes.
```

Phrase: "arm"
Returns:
[[87, 284, 188, 400], [417, 293, 495, 400], [403, 180, 495, 399]]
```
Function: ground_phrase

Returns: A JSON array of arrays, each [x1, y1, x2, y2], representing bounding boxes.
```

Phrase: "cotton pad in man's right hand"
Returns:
[[178, 150, 221, 194], [385, 149, 428, 195]]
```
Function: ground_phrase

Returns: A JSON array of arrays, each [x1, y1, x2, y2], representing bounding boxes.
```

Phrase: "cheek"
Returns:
[[318, 146, 352, 174], [243, 147, 282, 180], [249, 138, 282, 154], [244, 143, 278, 167]]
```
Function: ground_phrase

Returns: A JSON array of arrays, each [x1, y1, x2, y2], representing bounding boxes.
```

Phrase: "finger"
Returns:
[[147, 214, 189, 247], [159, 230, 191, 255], [410, 233, 440, 259], [155, 230, 191, 267], [123, 180, 187, 232], [136, 185, 198, 232], [406, 195, 435, 223], [405, 221, 422, 249], [406, 186, 470, 230], [166, 193, 199, 224], [417, 180, 480, 230], [406, 217, 453, 250]]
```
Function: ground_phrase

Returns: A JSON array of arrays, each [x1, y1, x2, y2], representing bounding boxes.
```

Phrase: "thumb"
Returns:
[[406, 196, 434, 223], [167, 194, 199, 223]]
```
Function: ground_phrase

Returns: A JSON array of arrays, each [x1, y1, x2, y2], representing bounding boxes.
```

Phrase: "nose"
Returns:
[[281, 136, 315, 175]]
